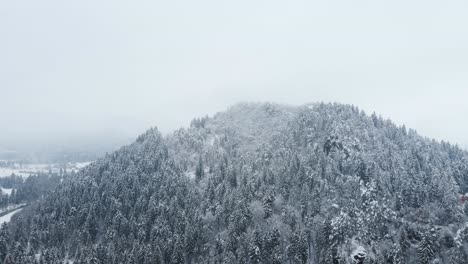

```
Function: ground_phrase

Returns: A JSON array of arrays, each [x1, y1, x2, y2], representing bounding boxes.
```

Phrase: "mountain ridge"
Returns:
[[2, 102, 468, 263]]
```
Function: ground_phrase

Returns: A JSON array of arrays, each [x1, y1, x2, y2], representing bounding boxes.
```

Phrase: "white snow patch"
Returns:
[[0, 161, 93, 177], [209, 137, 216, 146], [0, 168, 29, 177], [350, 238, 367, 263], [352, 246, 366, 257], [207, 134, 220, 146], [0, 204, 26, 214], [0, 164, 53, 177], [455, 221, 468, 247], [351, 245, 367, 263], [0, 207, 23, 225], [75, 162, 92, 169], [0, 188, 13, 195], [185, 170, 196, 179]]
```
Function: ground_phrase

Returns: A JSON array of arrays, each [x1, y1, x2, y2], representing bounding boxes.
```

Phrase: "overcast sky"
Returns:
[[1, 0, 468, 148]]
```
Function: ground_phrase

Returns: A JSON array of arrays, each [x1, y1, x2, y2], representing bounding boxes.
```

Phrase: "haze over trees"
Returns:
[[2, 102, 468, 263]]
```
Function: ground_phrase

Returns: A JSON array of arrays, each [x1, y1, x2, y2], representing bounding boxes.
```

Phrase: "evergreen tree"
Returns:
[[418, 227, 437, 264], [195, 156, 204, 182]]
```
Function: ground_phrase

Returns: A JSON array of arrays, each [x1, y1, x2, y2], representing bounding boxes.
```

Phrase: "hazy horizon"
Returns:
[[2, 0, 468, 150]]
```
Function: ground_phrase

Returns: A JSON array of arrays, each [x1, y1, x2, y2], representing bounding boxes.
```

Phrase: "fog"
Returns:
[[1, 0, 468, 151]]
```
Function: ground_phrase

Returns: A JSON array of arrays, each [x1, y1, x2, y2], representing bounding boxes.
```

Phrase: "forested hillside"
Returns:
[[2, 102, 468, 263]]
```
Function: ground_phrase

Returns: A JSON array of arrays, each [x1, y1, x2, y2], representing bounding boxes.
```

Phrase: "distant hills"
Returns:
[[0, 135, 134, 164]]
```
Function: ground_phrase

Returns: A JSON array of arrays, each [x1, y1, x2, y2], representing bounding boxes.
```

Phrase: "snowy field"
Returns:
[[0, 204, 25, 215], [0, 161, 92, 178], [0, 207, 23, 225], [0, 167, 29, 177]]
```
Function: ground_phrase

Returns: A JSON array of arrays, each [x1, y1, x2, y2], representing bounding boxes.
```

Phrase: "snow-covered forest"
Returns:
[[1, 102, 468, 263]]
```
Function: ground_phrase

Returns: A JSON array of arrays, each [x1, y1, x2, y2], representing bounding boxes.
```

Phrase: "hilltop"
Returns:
[[2, 102, 468, 263]]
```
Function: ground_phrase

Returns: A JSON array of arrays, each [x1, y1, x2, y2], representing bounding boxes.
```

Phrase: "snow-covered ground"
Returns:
[[0, 163, 56, 177], [0, 207, 23, 225], [1, 188, 13, 195], [75, 161, 92, 169], [0, 161, 92, 178], [0, 167, 30, 177], [0, 204, 26, 215]]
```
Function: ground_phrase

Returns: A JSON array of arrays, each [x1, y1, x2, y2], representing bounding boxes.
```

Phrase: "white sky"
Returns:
[[1, 0, 467, 147]]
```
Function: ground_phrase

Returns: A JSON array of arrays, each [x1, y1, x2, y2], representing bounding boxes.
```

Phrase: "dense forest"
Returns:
[[2, 102, 468, 263], [0, 173, 64, 209]]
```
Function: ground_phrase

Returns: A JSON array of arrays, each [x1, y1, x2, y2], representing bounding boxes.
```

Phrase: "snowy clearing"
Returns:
[[0, 161, 93, 177], [75, 161, 92, 169], [0, 167, 30, 177], [0, 204, 26, 215], [0, 207, 23, 225], [0, 188, 13, 195]]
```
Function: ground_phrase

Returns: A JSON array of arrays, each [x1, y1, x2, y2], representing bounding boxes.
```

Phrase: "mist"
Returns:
[[1, 0, 468, 150], [3, 2, 468, 261]]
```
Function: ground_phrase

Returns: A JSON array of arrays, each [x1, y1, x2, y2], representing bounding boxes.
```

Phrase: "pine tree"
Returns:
[[287, 232, 308, 264], [262, 194, 274, 219], [388, 243, 405, 264], [418, 227, 437, 264], [228, 169, 238, 188], [448, 247, 468, 264], [195, 156, 204, 182], [171, 236, 185, 264], [399, 229, 410, 255], [249, 229, 262, 264], [0, 223, 10, 262]]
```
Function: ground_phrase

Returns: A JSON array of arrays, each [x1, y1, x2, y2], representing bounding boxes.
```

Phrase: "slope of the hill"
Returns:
[[2, 102, 468, 264]]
